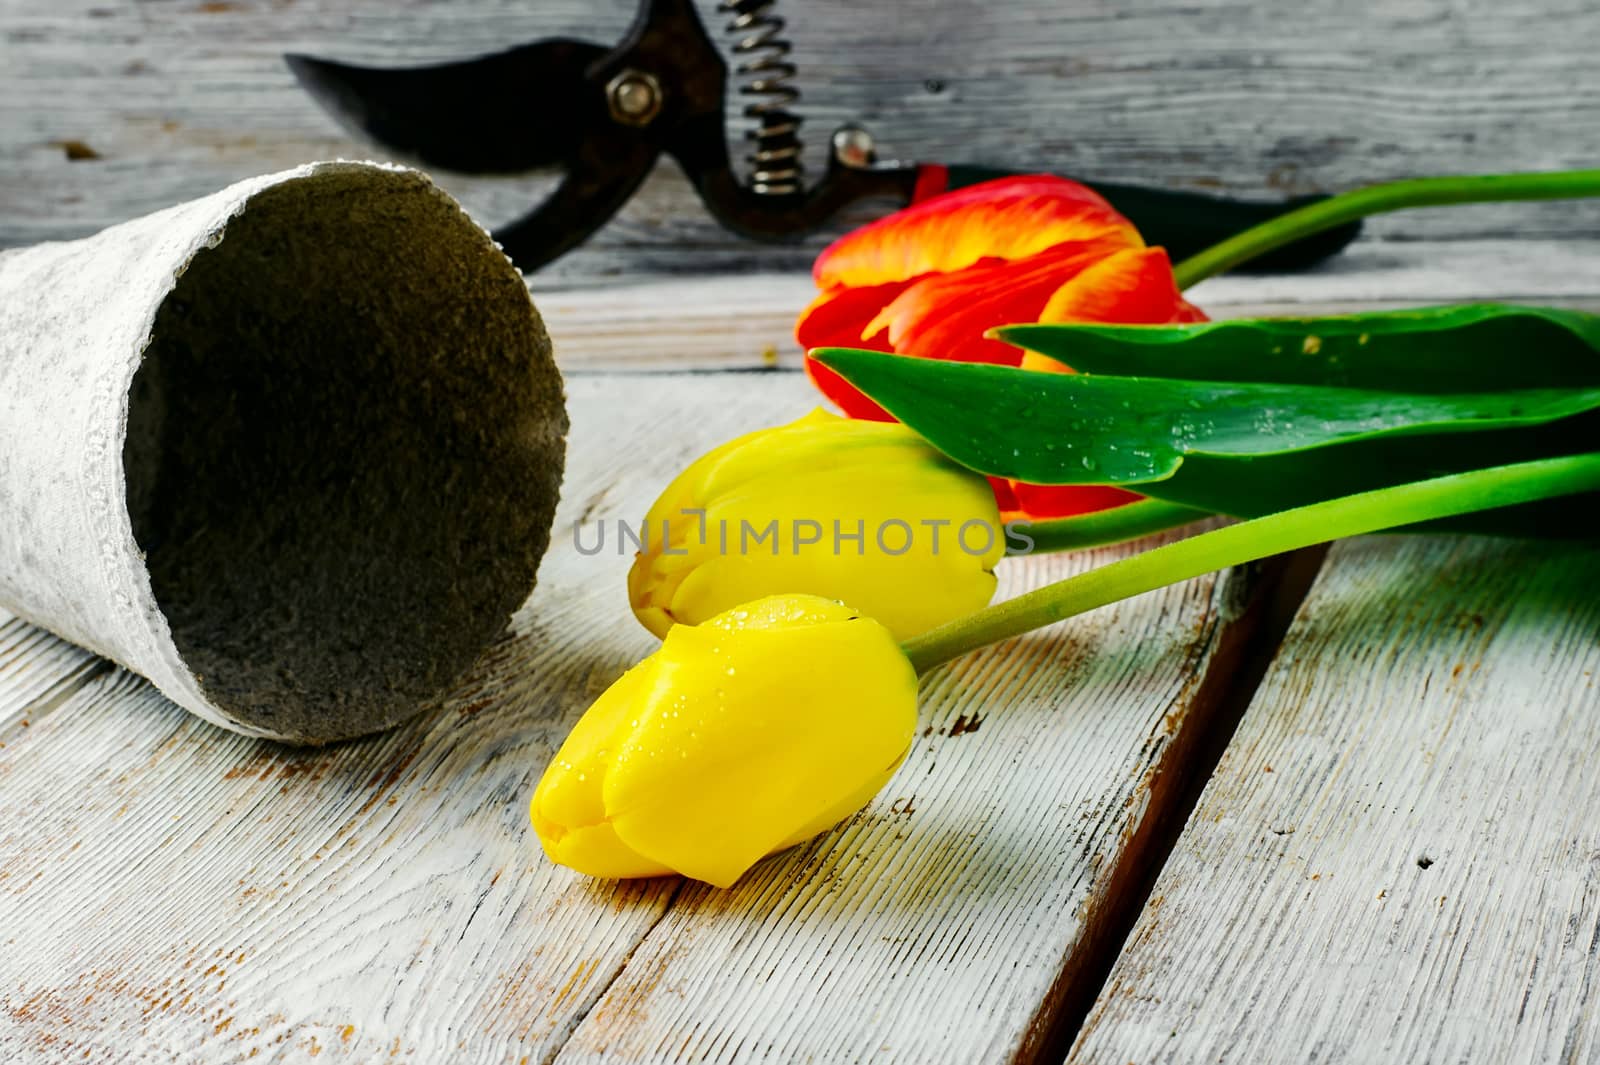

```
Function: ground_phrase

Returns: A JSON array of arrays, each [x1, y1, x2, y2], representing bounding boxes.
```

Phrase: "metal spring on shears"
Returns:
[[717, 0, 804, 195]]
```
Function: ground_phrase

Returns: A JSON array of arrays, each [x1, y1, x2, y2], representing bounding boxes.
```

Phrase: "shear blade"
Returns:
[[286, 39, 608, 174]]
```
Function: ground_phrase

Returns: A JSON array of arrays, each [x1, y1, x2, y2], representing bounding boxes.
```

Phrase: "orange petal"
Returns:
[[1006, 482, 1145, 521], [868, 238, 1133, 364], [1001, 250, 1199, 517], [988, 476, 1021, 513], [795, 280, 911, 351], [814, 175, 1143, 290], [796, 281, 907, 420], [1037, 246, 1191, 325]]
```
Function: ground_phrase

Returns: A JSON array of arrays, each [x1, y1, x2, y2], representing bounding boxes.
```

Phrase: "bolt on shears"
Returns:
[[287, 0, 1361, 274]]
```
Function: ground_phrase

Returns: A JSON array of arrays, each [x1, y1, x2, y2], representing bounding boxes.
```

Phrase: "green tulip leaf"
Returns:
[[1140, 417, 1600, 537], [995, 304, 1600, 392], [809, 346, 1600, 487]]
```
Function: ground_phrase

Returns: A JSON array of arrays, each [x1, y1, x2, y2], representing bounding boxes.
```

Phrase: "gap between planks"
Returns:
[[1067, 533, 1600, 1062], [537, 246, 1600, 374], [0, 375, 1545, 1059], [7, 0, 1600, 261], [1013, 544, 1332, 1064], [0, 613, 113, 745], [0, 372, 1292, 1062], [539, 543, 1334, 1064]]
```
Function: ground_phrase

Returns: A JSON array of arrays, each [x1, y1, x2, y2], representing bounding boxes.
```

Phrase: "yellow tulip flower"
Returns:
[[530, 594, 919, 888], [628, 409, 1004, 642]]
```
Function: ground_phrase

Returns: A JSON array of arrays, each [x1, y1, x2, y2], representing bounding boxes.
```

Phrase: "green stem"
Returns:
[[1012, 499, 1208, 554], [1172, 169, 1600, 289], [904, 453, 1600, 674]]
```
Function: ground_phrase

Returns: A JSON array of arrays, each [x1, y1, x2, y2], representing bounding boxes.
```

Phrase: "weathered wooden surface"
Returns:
[[541, 243, 1600, 371], [0, 370, 1275, 1062], [0, 615, 106, 736], [4, 0, 1600, 277], [0, 232, 1597, 1057], [1070, 534, 1600, 1064], [544, 541, 1288, 1064]]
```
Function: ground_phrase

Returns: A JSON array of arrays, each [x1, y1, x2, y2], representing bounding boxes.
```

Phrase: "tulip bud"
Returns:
[[795, 174, 1205, 520], [627, 409, 1002, 642], [530, 594, 919, 887]]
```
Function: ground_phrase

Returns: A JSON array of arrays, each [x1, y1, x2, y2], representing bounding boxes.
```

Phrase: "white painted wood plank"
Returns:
[[1184, 240, 1600, 311], [517, 459, 1303, 1062], [5, 0, 1600, 277], [0, 612, 105, 738], [0, 376, 734, 1064], [0, 368, 1279, 1063], [541, 242, 1600, 372], [1069, 534, 1600, 1064], [547, 535, 1261, 1065]]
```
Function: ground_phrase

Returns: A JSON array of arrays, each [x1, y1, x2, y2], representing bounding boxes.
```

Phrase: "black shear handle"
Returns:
[[942, 164, 1361, 271]]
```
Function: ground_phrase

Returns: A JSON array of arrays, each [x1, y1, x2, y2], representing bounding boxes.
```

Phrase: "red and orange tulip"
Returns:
[[796, 174, 1207, 519]]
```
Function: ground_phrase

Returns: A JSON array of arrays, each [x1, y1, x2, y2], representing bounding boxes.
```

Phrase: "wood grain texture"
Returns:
[[0, 613, 107, 738], [541, 240, 1600, 372], [546, 536, 1277, 1065], [1069, 534, 1600, 1064], [0, 370, 1274, 1063], [4, 0, 1600, 277]]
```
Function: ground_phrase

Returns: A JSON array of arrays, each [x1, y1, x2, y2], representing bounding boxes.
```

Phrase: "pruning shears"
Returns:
[[286, 0, 1361, 274]]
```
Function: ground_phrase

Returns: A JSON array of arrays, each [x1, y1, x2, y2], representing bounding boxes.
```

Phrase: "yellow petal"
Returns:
[[603, 597, 919, 887], [773, 746, 910, 852], [535, 818, 674, 881], [531, 658, 656, 840], [629, 411, 1002, 642]]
